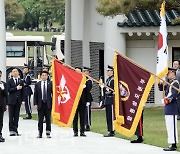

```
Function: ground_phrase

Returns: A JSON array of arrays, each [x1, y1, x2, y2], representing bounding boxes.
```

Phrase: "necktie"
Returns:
[[15, 79, 18, 85], [43, 81, 47, 103]]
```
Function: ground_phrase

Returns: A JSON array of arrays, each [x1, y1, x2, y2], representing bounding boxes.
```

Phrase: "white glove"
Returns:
[[100, 85, 104, 89], [86, 102, 90, 106], [0, 83, 4, 90], [22, 101, 25, 105], [106, 88, 109, 92], [83, 84, 86, 88]]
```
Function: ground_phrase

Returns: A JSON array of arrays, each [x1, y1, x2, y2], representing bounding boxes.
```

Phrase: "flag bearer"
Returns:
[[158, 67, 179, 151], [103, 65, 115, 137]]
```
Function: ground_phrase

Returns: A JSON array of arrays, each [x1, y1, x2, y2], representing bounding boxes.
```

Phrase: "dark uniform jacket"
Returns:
[[23, 72, 33, 96], [34, 81, 52, 110], [0, 81, 8, 111], [86, 78, 93, 102], [104, 76, 114, 105], [79, 81, 92, 106], [159, 79, 179, 115], [7, 78, 24, 105]]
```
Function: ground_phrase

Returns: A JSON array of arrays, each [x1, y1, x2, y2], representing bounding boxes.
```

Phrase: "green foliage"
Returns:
[[5, 0, 65, 29], [5, 0, 24, 26], [97, 0, 180, 16]]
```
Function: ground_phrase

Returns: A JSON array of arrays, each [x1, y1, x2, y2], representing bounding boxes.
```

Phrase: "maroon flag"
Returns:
[[113, 52, 154, 137]]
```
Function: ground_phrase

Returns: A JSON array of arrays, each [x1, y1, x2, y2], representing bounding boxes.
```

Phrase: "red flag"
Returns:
[[52, 59, 86, 127], [113, 52, 154, 137]]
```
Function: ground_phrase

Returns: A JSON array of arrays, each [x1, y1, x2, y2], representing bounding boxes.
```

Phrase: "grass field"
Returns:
[[6, 30, 61, 42], [21, 106, 180, 151]]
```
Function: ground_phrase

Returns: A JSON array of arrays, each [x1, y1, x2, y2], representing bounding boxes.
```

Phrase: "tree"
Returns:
[[96, 0, 180, 16], [18, 0, 41, 29], [38, 0, 65, 29], [5, 0, 24, 27]]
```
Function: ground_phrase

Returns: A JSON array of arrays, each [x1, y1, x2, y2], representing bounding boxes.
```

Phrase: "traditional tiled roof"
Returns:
[[117, 9, 180, 27]]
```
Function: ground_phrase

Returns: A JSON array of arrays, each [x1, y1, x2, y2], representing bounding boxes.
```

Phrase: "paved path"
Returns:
[[1, 110, 180, 154]]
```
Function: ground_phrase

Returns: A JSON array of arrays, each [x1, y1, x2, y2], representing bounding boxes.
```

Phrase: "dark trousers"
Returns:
[[24, 95, 32, 114], [73, 103, 86, 133], [177, 96, 180, 116], [38, 103, 51, 134], [135, 114, 143, 137], [8, 102, 21, 133], [85, 104, 91, 126], [105, 104, 113, 132], [0, 106, 4, 136]]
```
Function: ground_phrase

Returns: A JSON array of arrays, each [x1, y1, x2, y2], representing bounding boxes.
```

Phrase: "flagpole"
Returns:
[[115, 51, 180, 93], [47, 54, 114, 92]]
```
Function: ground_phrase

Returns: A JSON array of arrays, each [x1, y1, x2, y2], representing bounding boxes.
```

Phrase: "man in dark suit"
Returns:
[[83, 67, 93, 131], [7, 68, 24, 136], [103, 65, 115, 137], [34, 71, 52, 138], [0, 70, 7, 142], [73, 67, 90, 137], [23, 63, 33, 119]]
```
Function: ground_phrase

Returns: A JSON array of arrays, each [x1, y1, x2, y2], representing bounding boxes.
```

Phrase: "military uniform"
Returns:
[[23, 71, 33, 119], [159, 68, 179, 151], [83, 67, 93, 131], [22, 64, 33, 119], [175, 69, 180, 119], [73, 67, 91, 137], [103, 65, 114, 137]]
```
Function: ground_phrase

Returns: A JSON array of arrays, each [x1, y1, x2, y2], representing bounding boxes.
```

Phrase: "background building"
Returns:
[[65, 0, 180, 105]]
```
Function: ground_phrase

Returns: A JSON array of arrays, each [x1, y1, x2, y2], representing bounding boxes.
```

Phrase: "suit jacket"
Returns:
[[7, 78, 24, 105], [34, 80, 52, 110], [0, 81, 8, 111], [23, 72, 33, 96]]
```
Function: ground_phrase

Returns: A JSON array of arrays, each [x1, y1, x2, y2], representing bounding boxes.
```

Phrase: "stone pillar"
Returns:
[[104, 15, 126, 78], [65, 0, 71, 65], [0, 0, 6, 80]]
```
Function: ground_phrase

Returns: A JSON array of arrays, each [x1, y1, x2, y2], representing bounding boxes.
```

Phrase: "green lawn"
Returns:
[[21, 107, 180, 150], [6, 30, 61, 42]]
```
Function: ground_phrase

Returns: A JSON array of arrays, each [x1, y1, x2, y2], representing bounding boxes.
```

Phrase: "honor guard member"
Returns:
[[103, 65, 115, 137], [130, 113, 143, 143], [173, 60, 180, 120], [83, 67, 93, 131], [73, 67, 89, 137], [0, 70, 8, 142], [158, 67, 179, 151], [7, 68, 24, 136], [23, 63, 33, 119], [34, 71, 52, 138]]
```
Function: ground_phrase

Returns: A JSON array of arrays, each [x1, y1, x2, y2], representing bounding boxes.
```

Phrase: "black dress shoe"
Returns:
[[80, 133, 86, 137], [163, 144, 177, 151], [23, 116, 32, 120], [37, 135, 42, 138], [103, 132, 115, 137], [10, 132, 16, 136], [73, 133, 78, 137], [85, 125, 90, 131], [0, 136, 5, 142], [130, 137, 143, 143]]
